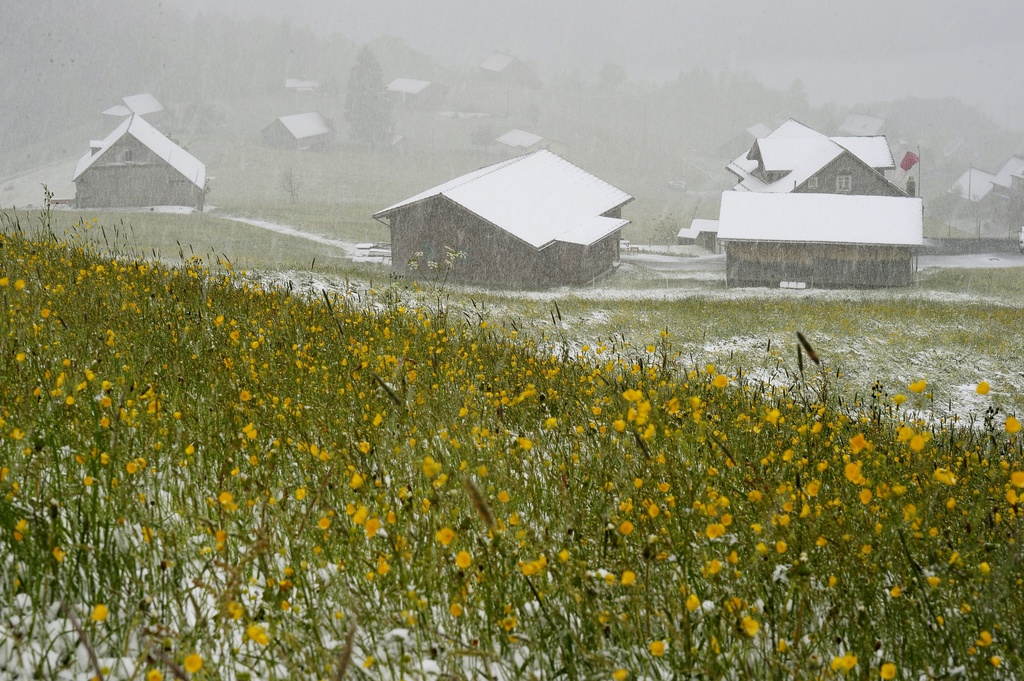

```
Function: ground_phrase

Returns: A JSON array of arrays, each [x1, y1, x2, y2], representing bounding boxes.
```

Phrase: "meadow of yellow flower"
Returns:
[[0, 222, 1022, 679]]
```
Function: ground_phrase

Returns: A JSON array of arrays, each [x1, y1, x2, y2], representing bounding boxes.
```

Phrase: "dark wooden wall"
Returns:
[[725, 241, 914, 288]]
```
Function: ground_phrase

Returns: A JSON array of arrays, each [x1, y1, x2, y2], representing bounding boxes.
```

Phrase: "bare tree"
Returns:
[[280, 167, 302, 204]]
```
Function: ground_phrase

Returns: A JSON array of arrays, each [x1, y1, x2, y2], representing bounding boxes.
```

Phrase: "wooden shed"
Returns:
[[73, 114, 206, 210], [718, 192, 923, 289], [495, 129, 568, 159], [373, 150, 632, 289], [261, 112, 333, 151]]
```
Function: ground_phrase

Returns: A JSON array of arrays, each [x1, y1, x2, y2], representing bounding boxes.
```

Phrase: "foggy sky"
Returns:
[[168, 0, 1024, 125]]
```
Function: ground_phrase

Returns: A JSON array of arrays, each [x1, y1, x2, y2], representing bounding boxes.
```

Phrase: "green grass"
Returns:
[[1, 222, 1023, 679]]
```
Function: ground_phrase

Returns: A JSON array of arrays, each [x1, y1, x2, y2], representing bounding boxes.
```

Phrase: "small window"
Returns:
[[807, 177, 818, 189], [836, 175, 852, 192], [123, 149, 134, 162]]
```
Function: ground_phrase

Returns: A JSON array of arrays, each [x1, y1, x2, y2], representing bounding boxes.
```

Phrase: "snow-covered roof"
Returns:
[[277, 112, 332, 140], [496, 129, 545, 149], [952, 168, 995, 202], [387, 78, 431, 94], [746, 123, 772, 138], [991, 157, 1024, 188], [832, 137, 895, 169], [73, 114, 206, 188], [285, 78, 320, 90], [481, 52, 515, 72], [839, 113, 885, 136], [718, 192, 922, 246], [678, 219, 719, 240], [373, 149, 633, 250], [122, 93, 164, 115], [729, 119, 896, 192], [103, 104, 132, 117]]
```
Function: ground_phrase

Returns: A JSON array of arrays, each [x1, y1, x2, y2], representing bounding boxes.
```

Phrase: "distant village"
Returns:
[[69, 51, 1024, 292]]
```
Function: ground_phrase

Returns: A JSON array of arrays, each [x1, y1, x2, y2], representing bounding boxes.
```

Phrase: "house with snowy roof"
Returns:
[[386, 78, 447, 109], [478, 52, 539, 87], [717, 192, 922, 288], [726, 119, 904, 197], [495, 129, 568, 158], [372, 150, 632, 288], [102, 93, 165, 118], [261, 112, 333, 151], [838, 113, 885, 137], [72, 114, 206, 210], [947, 157, 1024, 237]]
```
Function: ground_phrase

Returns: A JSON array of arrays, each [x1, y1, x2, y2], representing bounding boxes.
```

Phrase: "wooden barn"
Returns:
[[718, 192, 923, 289], [261, 112, 333, 151], [73, 114, 206, 210], [372, 150, 632, 289], [727, 119, 903, 197]]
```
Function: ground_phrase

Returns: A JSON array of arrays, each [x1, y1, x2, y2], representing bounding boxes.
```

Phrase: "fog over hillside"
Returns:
[[168, 0, 1024, 125]]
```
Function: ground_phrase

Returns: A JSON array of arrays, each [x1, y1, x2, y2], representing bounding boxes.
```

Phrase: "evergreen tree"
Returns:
[[344, 46, 393, 146]]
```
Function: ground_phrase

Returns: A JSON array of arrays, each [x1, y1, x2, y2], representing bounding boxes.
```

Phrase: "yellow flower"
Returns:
[[933, 468, 956, 486], [844, 461, 866, 485], [909, 434, 926, 452], [705, 523, 726, 539], [880, 662, 897, 679], [146, 670, 163, 681], [830, 653, 858, 673], [1007, 416, 1022, 434], [613, 670, 629, 681], [247, 623, 270, 645], [976, 381, 990, 395], [621, 570, 637, 586], [976, 630, 993, 647], [686, 593, 700, 612], [218, 491, 234, 506], [239, 389, 251, 402], [908, 379, 927, 393], [350, 472, 365, 489], [859, 488, 873, 505], [318, 517, 331, 530], [449, 603, 463, 617], [91, 604, 109, 622], [517, 437, 533, 450], [889, 586, 902, 598], [648, 639, 666, 657], [849, 433, 869, 454], [436, 527, 456, 546], [926, 576, 941, 588], [183, 654, 203, 673], [776, 541, 787, 554], [712, 374, 729, 389], [741, 615, 759, 637], [619, 521, 634, 535], [456, 551, 472, 569], [364, 517, 381, 538], [1012, 471, 1024, 488]]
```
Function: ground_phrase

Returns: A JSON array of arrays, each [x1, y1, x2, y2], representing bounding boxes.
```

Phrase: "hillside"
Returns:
[[1, 223, 1023, 678]]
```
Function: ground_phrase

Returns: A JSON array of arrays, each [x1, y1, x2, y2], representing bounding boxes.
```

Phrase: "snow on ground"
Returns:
[[0, 158, 78, 208]]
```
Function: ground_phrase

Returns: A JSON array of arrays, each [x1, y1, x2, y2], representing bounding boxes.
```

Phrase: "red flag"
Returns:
[[899, 151, 920, 171]]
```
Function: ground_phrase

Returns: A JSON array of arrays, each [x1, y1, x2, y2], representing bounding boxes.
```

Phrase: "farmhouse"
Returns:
[[372, 150, 633, 288], [727, 119, 903, 196], [838, 113, 885, 137], [718, 192, 923, 288], [261, 112, 333, 151], [677, 219, 720, 252], [495, 129, 568, 158], [72, 114, 206, 210]]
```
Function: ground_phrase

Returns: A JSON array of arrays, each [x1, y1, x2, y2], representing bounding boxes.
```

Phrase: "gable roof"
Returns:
[[991, 156, 1024, 188], [496, 129, 545, 149], [276, 112, 332, 140], [952, 168, 995, 201], [387, 78, 431, 94], [718, 192, 922, 246], [839, 113, 885, 136], [481, 52, 516, 72], [728, 119, 896, 192], [373, 150, 632, 249], [121, 93, 164, 115], [73, 114, 206, 188]]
